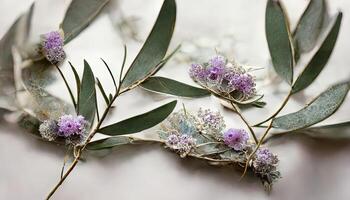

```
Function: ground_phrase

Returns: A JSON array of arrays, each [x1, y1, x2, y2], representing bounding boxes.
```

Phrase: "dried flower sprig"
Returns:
[[158, 108, 281, 190]]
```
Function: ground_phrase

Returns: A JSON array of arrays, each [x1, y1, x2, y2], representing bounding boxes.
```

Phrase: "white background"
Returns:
[[1, 0, 350, 199]]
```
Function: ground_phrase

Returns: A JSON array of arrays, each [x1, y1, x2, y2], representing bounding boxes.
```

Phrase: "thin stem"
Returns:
[[230, 102, 258, 144], [253, 90, 292, 127], [100, 58, 117, 90], [240, 120, 273, 179], [46, 90, 120, 199], [55, 65, 77, 108]]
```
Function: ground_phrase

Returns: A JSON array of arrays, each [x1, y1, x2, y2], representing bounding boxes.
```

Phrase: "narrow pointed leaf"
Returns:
[[69, 62, 81, 100], [266, 0, 294, 85], [86, 136, 134, 150], [61, 0, 109, 44], [121, 0, 176, 90], [99, 100, 177, 135], [293, 0, 328, 54], [78, 60, 96, 124], [96, 78, 109, 105], [292, 12, 342, 94], [141, 76, 210, 98], [303, 121, 350, 139], [273, 82, 350, 130]]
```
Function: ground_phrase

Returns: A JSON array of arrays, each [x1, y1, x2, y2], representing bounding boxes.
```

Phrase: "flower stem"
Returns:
[[253, 90, 292, 127], [230, 102, 258, 144]]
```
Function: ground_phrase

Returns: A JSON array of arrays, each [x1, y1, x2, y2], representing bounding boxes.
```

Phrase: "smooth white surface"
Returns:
[[1, 0, 350, 199]]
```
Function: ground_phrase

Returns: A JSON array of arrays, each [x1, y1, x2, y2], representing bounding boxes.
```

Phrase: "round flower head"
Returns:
[[189, 63, 207, 82], [41, 31, 66, 64], [206, 65, 225, 84], [166, 133, 180, 148], [229, 73, 256, 97], [252, 148, 279, 174], [209, 55, 226, 68], [57, 115, 87, 137], [39, 120, 58, 141], [223, 128, 249, 151], [177, 134, 196, 157], [197, 108, 225, 139]]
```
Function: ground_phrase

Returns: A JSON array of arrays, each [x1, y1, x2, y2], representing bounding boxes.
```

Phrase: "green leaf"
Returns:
[[78, 60, 96, 124], [303, 121, 350, 139], [61, 0, 109, 44], [194, 143, 230, 156], [292, 12, 342, 94], [293, 0, 328, 55], [273, 82, 350, 131], [265, 0, 294, 85], [69, 61, 81, 100], [86, 136, 134, 150], [121, 0, 176, 90], [96, 78, 109, 105], [99, 100, 177, 135], [141, 76, 210, 98]]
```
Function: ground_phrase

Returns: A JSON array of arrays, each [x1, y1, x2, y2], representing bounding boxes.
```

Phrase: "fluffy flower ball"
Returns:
[[165, 133, 196, 157], [252, 148, 279, 174], [41, 31, 66, 64], [39, 120, 58, 141], [57, 115, 87, 137], [223, 128, 249, 151]]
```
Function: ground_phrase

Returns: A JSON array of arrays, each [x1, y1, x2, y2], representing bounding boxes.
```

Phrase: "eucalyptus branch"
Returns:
[[230, 102, 258, 144]]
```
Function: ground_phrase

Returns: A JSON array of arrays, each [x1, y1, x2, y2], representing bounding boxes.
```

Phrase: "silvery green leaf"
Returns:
[[121, 0, 176, 90], [292, 12, 342, 94], [141, 76, 210, 98], [219, 150, 245, 163], [194, 142, 230, 156], [273, 82, 350, 131], [265, 0, 294, 85], [86, 136, 134, 150], [61, 0, 110, 44], [98, 100, 177, 135], [303, 121, 350, 139], [293, 0, 328, 55], [78, 60, 96, 125], [17, 112, 41, 137]]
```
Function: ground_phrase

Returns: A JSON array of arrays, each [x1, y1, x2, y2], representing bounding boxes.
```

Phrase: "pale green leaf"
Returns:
[[292, 12, 342, 94], [273, 82, 350, 130]]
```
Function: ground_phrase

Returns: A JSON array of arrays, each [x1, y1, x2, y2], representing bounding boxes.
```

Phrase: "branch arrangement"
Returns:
[[0, 0, 349, 199]]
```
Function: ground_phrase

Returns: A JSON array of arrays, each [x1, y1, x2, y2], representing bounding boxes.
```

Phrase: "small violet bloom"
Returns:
[[197, 108, 225, 137], [41, 31, 66, 64], [189, 63, 207, 82], [57, 115, 87, 137], [252, 148, 279, 174], [165, 133, 196, 157], [223, 128, 249, 151]]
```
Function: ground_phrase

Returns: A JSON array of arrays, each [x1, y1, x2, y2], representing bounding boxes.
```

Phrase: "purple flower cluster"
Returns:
[[189, 55, 256, 99], [166, 133, 196, 157], [252, 148, 279, 174], [41, 31, 66, 64], [223, 128, 249, 151], [39, 114, 88, 145], [197, 108, 225, 138]]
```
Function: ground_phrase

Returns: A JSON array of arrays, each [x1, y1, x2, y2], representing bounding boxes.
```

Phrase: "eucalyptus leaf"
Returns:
[[273, 82, 349, 131], [61, 0, 110, 44], [303, 121, 350, 139], [87, 136, 134, 150], [265, 0, 294, 85], [292, 12, 342, 94], [141, 76, 210, 98], [121, 0, 176, 90], [99, 100, 177, 135], [194, 143, 230, 156], [293, 0, 328, 55], [78, 60, 96, 124]]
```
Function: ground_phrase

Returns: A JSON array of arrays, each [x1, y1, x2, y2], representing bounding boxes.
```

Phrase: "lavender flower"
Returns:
[[165, 133, 179, 148], [229, 73, 256, 97], [189, 63, 207, 82], [223, 128, 249, 151], [57, 115, 87, 137], [252, 148, 279, 174], [209, 55, 226, 68], [197, 108, 225, 139], [41, 31, 66, 64], [39, 120, 58, 141], [165, 133, 196, 157]]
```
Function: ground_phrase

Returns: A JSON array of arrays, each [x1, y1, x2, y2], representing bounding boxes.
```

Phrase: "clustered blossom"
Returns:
[[252, 148, 279, 174], [165, 133, 196, 157], [223, 128, 249, 151], [39, 114, 88, 145], [196, 108, 225, 139], [40, 31, 66, 64], [189, 55, 257, 100]]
